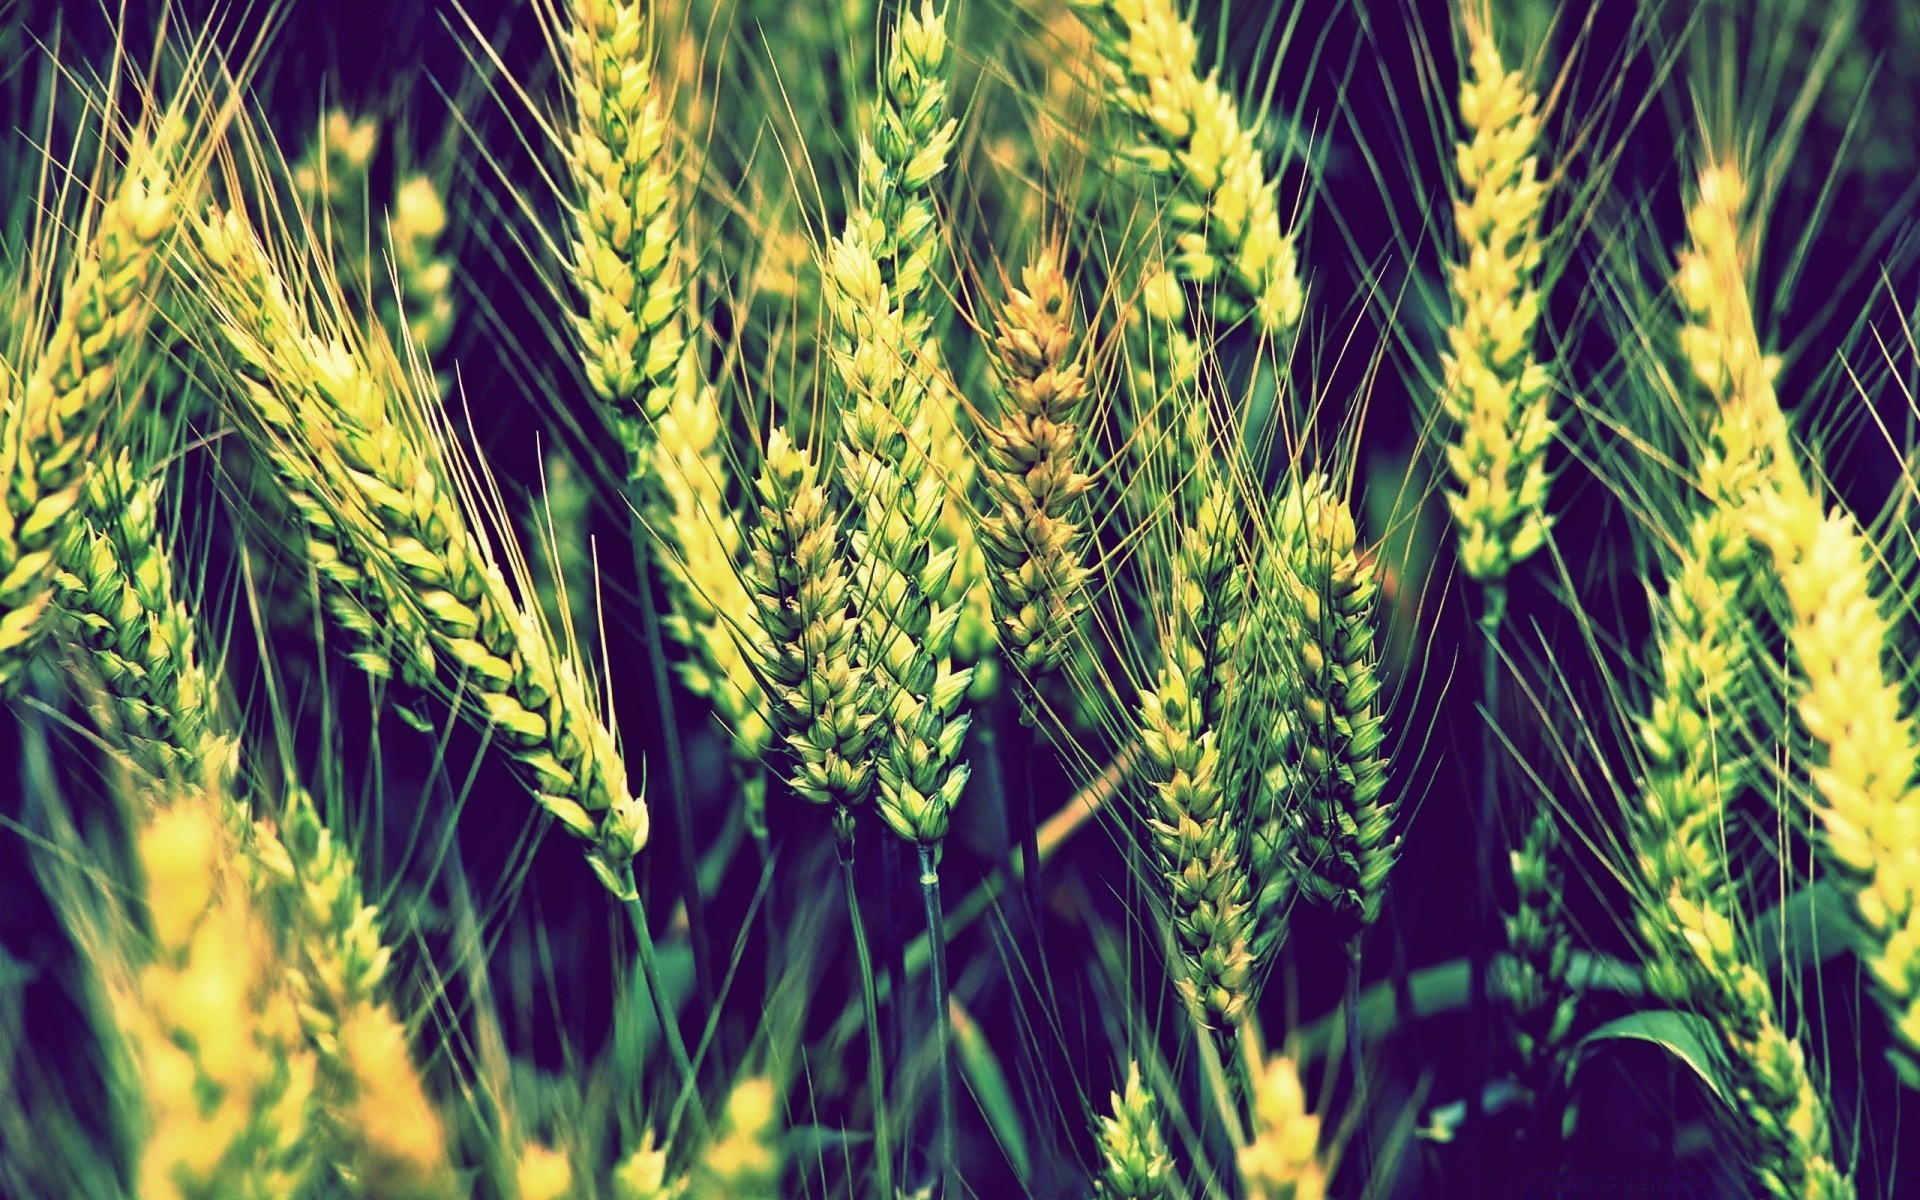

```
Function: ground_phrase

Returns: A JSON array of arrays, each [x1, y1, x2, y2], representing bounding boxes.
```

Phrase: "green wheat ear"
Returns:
[[1274, 474, 1393, 948], [1093, 1061, 1172, 1199]]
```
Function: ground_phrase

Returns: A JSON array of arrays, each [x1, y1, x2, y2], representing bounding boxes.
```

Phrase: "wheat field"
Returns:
[[2, 0, 1918, 1196]]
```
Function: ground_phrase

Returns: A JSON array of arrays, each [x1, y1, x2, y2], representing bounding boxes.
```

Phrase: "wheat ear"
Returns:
[[197, 209, 646, 898], [122, 789, 318, 1200], [1628, 161, 1846, 1198], [826, 1, 974, 846], [1094, 1060, 1173, 1199], [1137, 475, 1255, 1026], [744, 426, 879, 811], [645, 347, 774, 772], [1068, 0, 1304, 339], [1441, 26, 1555, 584], [252, 786, 459, 1199], [563, 0, 683, 466], [1276, 474, 1394, 948], [974, 249, 1094, 686], [52, 451, 237, 791], [0, 117, 183, 688], [1238, 1045, 1328, 1200], [1750, 477, 1920, 1094]]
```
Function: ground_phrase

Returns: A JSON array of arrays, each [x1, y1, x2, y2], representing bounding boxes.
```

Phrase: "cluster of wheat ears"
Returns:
[[2, 0, 1918, 1196]]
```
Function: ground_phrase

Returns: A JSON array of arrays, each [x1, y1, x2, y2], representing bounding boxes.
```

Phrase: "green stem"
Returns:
[[628, 518, 718, 1022], [625, 893, 706, 1147], [1345, 938, 1371, 1185], [838, 809, 895, 1198], [1471, 583, 1507, 1190], [919, 842, 956, 1196]]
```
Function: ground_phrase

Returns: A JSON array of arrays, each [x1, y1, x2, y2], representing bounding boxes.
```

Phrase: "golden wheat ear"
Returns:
[[1, 112, 188, 690]]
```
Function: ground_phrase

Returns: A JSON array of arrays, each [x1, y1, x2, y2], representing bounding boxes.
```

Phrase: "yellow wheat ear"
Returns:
[[1750, 473, 1920, 1093], [1440, 25, 1554, 586]]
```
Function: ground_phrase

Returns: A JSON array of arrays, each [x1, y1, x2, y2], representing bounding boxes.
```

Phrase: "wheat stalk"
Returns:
[[195, 207, 647, 898], [1, 116, 184, 689]]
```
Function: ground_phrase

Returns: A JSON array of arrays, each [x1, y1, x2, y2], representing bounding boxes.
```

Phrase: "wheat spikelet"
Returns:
[[0, 116, 183, 689], [196, 208, 646, 898], [826, 0, 975, 845], [1440, 26, 1555, 583], [1068, 0, 1304, 338], [974, 249, 1093, 684], [517, 1141, 575, 1200], [122, 790, 318, 1200], [562, 0, 684, 467], [1137, 476, 1254, 1025], [1093, 1060, 1172, 1198], [1272, 475, 1392, 946], [52, 451, 236, 790], [744, 427, 878, 810]]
